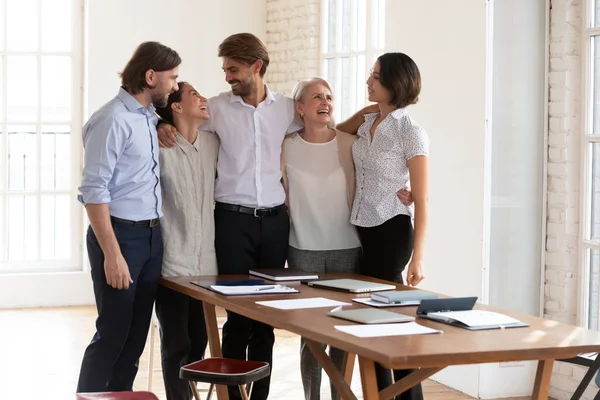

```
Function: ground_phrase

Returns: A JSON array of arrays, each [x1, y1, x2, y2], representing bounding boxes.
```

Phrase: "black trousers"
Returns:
[[155, 285, 208, 400], [214, 203, 289, 400], [77, 222, 163, 393], [356, 214, 423, 400]]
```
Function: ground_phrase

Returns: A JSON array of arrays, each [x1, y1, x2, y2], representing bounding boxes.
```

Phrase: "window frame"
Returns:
[[319, 0, 386, 122], [0, 0, 84, 274]]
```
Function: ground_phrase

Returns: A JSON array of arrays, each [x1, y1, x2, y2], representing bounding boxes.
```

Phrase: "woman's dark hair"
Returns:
[[377, 52, 421, 108], [218, 33, 270, 77], [155, 81, 188, 124], [120, 41, 181, 94]]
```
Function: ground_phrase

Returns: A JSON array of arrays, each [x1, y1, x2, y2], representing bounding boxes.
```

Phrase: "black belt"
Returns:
[[110, 216, 160, 228], [215, 202, 286, 218]]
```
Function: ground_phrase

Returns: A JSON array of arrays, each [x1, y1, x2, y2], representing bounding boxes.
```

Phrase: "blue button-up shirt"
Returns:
[[78, 88, 162, 220]]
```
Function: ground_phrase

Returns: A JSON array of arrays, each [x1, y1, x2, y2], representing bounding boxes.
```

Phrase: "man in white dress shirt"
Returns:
[[158, 33, 299, 400]]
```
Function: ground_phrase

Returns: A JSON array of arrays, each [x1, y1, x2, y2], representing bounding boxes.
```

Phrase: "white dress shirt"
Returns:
[[351, 108, 429, 227], [200, 87, 301, 208]]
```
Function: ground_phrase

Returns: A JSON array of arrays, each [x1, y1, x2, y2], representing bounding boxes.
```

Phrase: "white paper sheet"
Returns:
[[334, 322, 443, 338], [255, 297, 351, 310], [426, 310, 522, 327], [210, 284, 298, 296], [352, 298, 420, 308]]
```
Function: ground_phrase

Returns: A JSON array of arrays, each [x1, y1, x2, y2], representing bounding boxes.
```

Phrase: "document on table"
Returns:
[[426, 310, 523, 328], [209, 284, 298, 296], [352, 298, 420, 308], [255, 297, 351, 310], [335, 322, 443, 338]]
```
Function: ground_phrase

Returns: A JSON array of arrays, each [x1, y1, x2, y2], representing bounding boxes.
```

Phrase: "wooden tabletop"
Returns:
[[161, 273, 600, 369]]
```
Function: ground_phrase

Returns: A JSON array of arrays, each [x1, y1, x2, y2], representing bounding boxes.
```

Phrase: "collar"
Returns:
[[117, 87, 156, 114], [229, 84, 276, 106], [175, 132, 200, 155], [390, 108, 408, 119]]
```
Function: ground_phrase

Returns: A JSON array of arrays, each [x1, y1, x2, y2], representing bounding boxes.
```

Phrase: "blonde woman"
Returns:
[[281, 77, 359, 400]]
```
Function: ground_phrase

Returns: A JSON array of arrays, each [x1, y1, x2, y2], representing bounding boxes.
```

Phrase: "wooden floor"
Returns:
[[0, 306, 531, 400]]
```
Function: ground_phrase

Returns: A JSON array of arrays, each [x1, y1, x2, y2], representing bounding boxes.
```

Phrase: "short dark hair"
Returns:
[[218, 33, 270, 77], [155, 81, 188, 125], [120, 41, 181, 94], [377, 53, 421, 108]]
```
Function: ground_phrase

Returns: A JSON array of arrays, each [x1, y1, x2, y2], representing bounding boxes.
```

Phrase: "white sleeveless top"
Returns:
[[283, 134, 361, 251]]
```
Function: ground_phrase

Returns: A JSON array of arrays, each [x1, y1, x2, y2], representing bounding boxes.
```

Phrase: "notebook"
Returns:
[[306, 279, 396, 293], [416, 297, 529, 330], [371, 290, 439, 304], [249, 268, 319, 281], [190, 279, 299, 296], [328, 308, 415, 324]]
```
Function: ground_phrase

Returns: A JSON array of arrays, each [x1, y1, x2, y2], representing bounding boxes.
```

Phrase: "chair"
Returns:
[[180, 357, 270, 400], [76, 392, 159, 400], [558, 352, 600, 400]]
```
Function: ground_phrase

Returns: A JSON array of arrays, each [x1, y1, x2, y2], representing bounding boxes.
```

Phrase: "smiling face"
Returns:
[[148, 66, 180, 107], [295, 82, 334, 128], [222, 57, 259, 97], [172, 83, 209, 121]]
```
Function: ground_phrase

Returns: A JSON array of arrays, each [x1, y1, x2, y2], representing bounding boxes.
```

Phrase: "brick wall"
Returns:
[[547, 0, 596, 398], [265, 0, 321, 96]]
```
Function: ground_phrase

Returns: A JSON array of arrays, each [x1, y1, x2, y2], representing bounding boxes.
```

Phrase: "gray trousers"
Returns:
[[288, 246, 361, 400]]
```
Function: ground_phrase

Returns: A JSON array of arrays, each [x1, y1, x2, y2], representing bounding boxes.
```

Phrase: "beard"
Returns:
[[150, 90, 169, 108], [230, 77, 256, 97]]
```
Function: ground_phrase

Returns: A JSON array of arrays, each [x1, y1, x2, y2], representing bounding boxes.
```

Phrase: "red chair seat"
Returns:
[[180, 357, 270, 386], [76, 392, 159, 400]]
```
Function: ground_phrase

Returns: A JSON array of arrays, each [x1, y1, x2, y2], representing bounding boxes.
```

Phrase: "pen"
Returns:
[[256, 286, 276, 291], [330, 305, 343, 313]]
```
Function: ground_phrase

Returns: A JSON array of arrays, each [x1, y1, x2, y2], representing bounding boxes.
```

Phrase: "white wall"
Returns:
[[86, 0, 267, 116], [385, 2, 487, 394]]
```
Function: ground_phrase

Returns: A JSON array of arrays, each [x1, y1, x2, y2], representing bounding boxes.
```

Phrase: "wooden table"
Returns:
[[161, 273, 600, 400]]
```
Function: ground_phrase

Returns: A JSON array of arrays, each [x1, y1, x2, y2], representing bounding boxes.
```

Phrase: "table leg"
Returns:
[[358, 356, 380, 400], [532, 359, 554, 400], [379, 367, 443, 400], [203, 302, 229, 400], [305, 339, 358, 400], [336, 352, 356, 400]]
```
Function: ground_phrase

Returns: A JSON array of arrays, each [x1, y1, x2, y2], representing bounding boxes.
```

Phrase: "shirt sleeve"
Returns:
[[77, 116, 128, 205], [403, 125, 429, 160]]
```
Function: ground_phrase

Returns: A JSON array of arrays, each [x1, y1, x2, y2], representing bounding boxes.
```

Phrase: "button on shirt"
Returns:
[[78, 88, 162, 220], [351, 108, 429, 227], [200, 87, 301, 208], [160, 131, 219, 277]]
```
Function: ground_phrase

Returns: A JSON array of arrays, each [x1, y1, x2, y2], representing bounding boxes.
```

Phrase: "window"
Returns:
[[321, 0, 385, 122], [0, 0, 83, 273]]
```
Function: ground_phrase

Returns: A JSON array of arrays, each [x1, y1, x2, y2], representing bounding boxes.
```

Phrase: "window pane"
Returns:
[[7, 0, 38, 51], [41, 0, 72, 52], [41, 56, 71, 121], [7, 195, 37, 261], [596, 0, 600, 28], [0, 1, 4, 51], [324, 58, 339, 122], [356, 0, 366, 52], [341, 0, 352, 53], [594, 37, 600, 134], [340, 56, 357, 121], [326, 0, 338, 53], [7, 56, 38, 122], [41, 126, 71, 191], [591, 143, 600, 241], [40, 194, 70, 259], [7, 126, 37, 191], [356, 54, 366, 107], [370, 0, 386, 49], [588, 247, 600, 330], [0, 57, 3, 122]]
